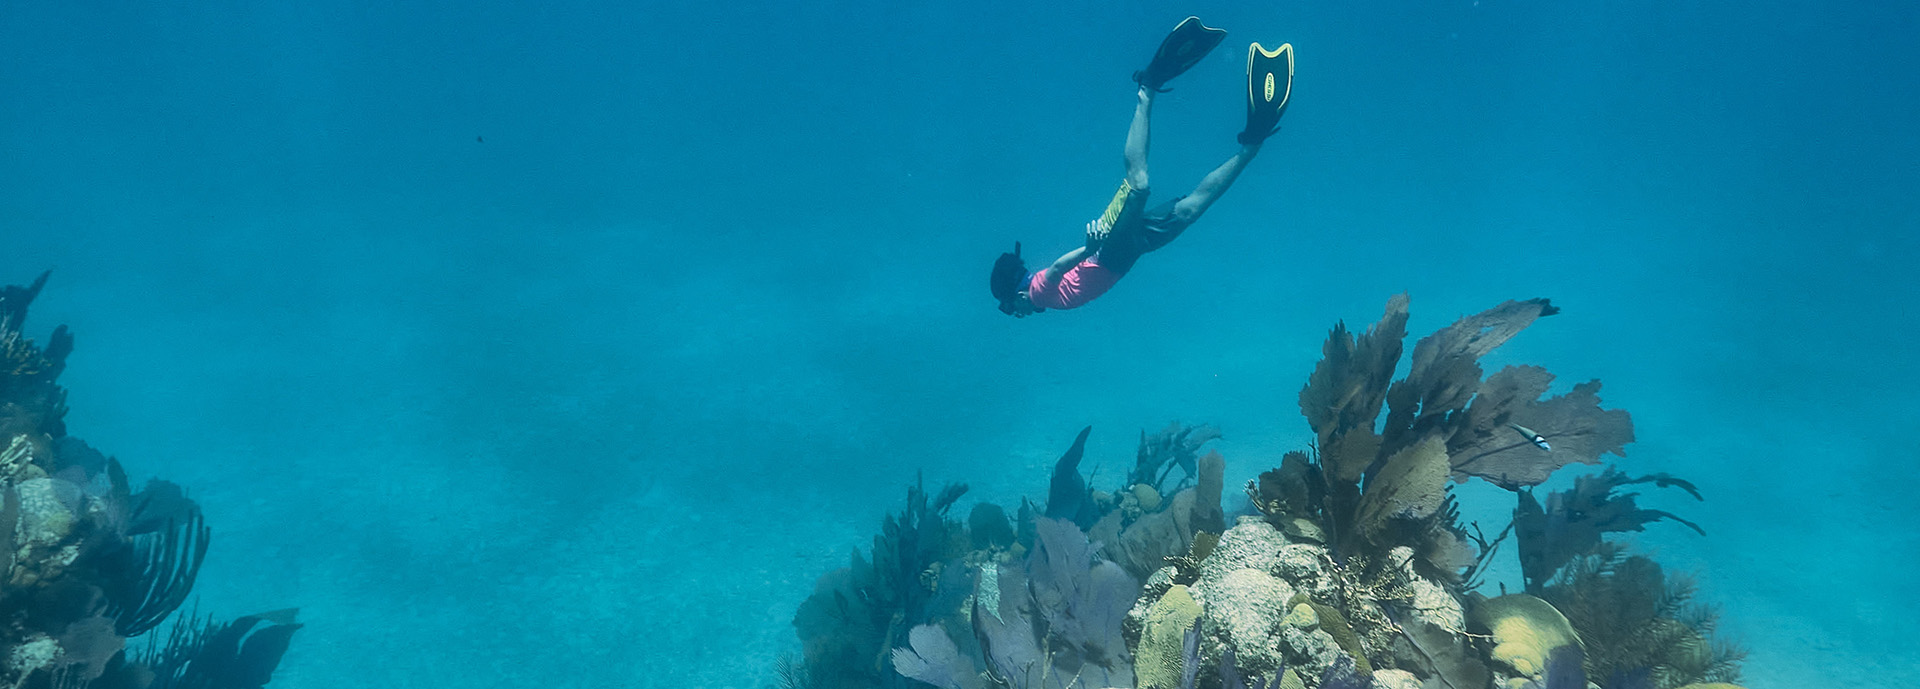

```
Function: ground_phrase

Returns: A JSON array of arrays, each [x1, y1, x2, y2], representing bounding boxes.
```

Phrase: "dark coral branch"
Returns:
[[1379, 298, 1557, 461], [1129, 423, 1221, 495], [795, 476, 970, 689], [1044, 426, 1096, 528], [1461, 519, 1514, 591], [1299, 295, 1407, 443], [1298, 295, 1406, 486], [108, 503, 211, 636], [1190, 450, 1225, 536], [0, 270, 51, 334], [1515, 467, 1705, 593], [141, 607, 303, 689], [1, 271, 74, 438]]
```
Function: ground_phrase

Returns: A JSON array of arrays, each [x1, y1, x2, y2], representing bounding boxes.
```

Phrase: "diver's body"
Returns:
[[992, 18, 1293, 317]]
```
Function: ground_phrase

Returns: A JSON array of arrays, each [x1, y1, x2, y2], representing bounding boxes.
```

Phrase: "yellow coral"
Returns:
[[1283, 602, 1318, 630], [1131, 483, 1163, 511], [1470, 594, 1580, 678], [1307, 601, 1372, 677], [1134, 585, 1203, 689]]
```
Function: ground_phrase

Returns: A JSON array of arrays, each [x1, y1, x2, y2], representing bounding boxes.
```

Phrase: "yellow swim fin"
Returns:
[[1239, 41, 1294, 145]]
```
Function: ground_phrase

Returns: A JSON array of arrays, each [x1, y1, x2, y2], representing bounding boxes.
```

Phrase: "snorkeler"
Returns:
[[991, 17, 1292, 316]]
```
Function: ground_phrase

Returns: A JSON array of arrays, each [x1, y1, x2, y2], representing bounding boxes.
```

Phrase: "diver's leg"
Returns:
[[1121, 142, 1262, 258], [1163, 141, 1260, 225], [1090, 85, 1157, 255], [1123, 86, 1155, 192]]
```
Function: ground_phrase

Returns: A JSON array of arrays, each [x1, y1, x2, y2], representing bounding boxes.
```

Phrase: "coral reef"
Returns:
[[787, 294, 1747, 689], [0, 274, 299, 689]]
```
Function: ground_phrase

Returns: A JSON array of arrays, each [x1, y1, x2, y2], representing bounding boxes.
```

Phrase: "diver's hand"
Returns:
[[1084, 218, 1110, 249]]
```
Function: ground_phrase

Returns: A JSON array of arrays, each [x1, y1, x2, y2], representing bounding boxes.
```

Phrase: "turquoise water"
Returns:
[[2, 1, 1914, 687]]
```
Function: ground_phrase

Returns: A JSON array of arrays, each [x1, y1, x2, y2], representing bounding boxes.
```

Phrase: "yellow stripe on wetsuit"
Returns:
[[1099, 180, 1134, 230], [1088, 180, 1136, 242]]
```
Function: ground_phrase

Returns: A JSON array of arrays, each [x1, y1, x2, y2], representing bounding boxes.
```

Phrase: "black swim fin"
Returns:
[[1238, 41, 1294, 145], [1133, 16, 1227, 92]]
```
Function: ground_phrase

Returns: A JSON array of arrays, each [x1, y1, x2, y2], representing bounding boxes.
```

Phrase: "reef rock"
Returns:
[[5, 636, 59, 678], [1198, 518, 1342, 608], [1172, 518, 1365, 682], [1198, 568, 1295, 679], [1274, 542, 1340, 601], [1389, 546, 1464, 631], [15, 478, 83, 546], [1198, 517, 1291, 585], [1279, 617, 1347, 680], [1370, 668, 1423, 689]]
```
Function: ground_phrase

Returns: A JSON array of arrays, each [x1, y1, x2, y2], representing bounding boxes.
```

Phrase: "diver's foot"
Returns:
[[1237, 41, 1294, 145]]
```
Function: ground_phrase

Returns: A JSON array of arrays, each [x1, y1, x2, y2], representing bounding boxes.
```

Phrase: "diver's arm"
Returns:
[[1037, 247, 1093, 289]]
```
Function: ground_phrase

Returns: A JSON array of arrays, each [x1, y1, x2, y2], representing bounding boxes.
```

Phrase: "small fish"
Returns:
[[1510, 423, 1551, 451]]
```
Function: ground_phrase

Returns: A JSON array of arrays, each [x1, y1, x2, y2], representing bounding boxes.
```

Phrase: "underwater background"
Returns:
[[1, 0, 1914, 687]]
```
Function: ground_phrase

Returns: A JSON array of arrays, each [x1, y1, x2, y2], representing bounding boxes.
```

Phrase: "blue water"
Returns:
[[3, 1, 1915, 687]]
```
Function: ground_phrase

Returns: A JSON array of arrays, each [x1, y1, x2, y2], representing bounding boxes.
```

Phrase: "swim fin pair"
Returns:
[[1132, 17, 1293, 145]]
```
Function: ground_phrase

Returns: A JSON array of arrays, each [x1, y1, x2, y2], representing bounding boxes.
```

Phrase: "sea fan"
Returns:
[[105, 481, 211, 636], [141, 608, 303, 689]]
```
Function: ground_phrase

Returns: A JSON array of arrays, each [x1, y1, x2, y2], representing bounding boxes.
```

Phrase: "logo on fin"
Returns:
[[1264, 74, 1275, 101]]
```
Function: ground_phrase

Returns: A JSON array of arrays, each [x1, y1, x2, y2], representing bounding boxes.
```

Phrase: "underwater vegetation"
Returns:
[[786, 295, 1745, 689], [0, 273, 300, 689]]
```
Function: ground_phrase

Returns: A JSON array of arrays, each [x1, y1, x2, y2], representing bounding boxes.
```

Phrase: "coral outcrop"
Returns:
[[785, 295, 1745, 689], [0, 273, 300, 689]]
